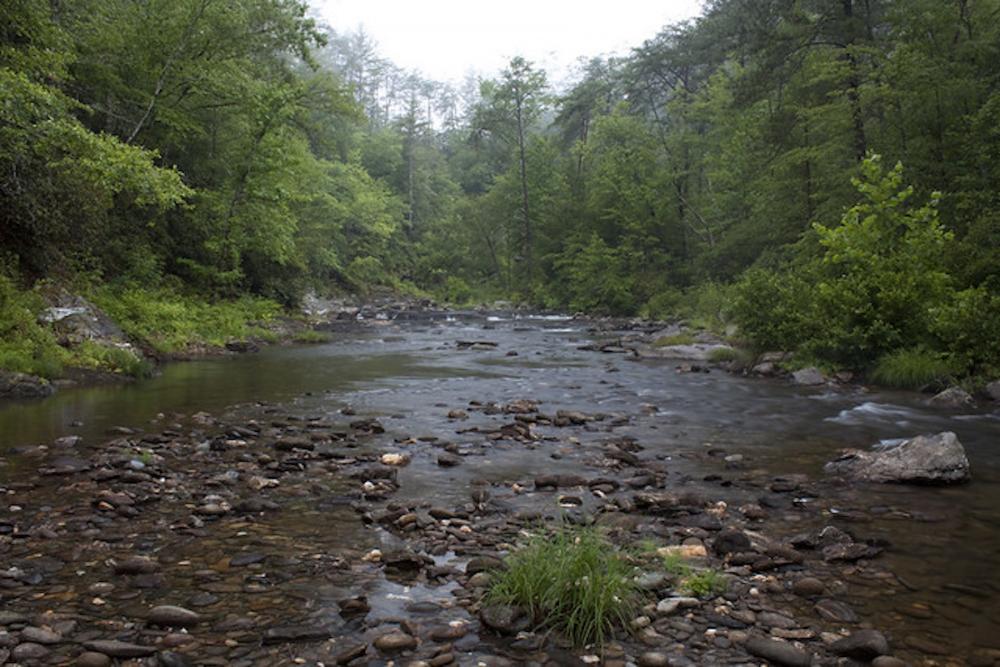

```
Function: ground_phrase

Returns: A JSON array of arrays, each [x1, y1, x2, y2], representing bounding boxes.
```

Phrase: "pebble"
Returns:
[[75, 652, 112, 667], [637, 651, 670, 667], [744, 636, 813, 667], [12, 642, 50, 660], [830, 629, 891, 660], [792, 577, 825, 597]]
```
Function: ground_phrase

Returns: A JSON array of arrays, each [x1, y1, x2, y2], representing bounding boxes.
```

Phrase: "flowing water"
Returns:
[[1, 312, 999, 662]]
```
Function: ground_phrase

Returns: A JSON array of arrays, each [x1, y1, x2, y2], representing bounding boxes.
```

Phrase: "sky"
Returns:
[[313, 0, 705, 86]]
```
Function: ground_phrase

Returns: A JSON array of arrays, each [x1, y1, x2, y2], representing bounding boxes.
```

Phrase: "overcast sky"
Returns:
[[313, 0, 705, 85]]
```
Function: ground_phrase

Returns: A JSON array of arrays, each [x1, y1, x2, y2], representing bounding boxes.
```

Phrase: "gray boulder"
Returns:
[[0, 371, 54, 399], [928, 387, 974, 408], [792, 367, 826, 386], [825, 432, 970, 484], [985, 380, 1000, 402]]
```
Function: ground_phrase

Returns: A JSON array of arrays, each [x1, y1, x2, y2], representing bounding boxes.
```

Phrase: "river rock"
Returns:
[[986, 380, 1000, 401], [83, 640, 156, 658], [20, 626, 62, 644], [148, 605, 201, 627], [792, 577, 825, 597], [334, 643, 367, 664], [637, 652, 671, 667], [373, 630, 417, 652], [830, 629, 891, 660], [12, 641, 50, 660], [928, 387, 974, 408], [713, 528, 751, 555], [113, 555, 159, 575], [824, 432, 970, 484], [76, 652, 112, 667], [0, 370, 55, 399], [744, 636, 813, 666], [792, 367, 826, 386], [480, 604, 530, 635]]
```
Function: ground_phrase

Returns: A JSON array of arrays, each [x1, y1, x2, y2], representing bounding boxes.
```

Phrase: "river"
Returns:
[[1, 311, 998, 665]]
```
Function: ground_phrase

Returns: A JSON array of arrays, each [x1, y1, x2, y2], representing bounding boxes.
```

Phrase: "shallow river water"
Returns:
[[1, 312, 999, 664]]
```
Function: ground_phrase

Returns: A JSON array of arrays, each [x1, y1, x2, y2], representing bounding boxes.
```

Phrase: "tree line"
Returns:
[[2, 0, 998, 382]]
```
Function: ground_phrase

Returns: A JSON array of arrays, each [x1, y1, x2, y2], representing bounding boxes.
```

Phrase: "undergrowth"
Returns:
[[871, 347, 954, 390], [487, 527, 639, 647]]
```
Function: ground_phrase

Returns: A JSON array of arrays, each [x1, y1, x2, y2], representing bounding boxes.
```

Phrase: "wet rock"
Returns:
[[429, 623, 467, 641], [0, 611, 29, 625], [822, 542, 881, 562], [636, 572, 668, 591], [373, 630, 418, 652], [148, 605, 201, 627], [656, 597, 700, 616], [830, 629, 891, 660], [713, 528, 751, 555], [534, 474, 587, 489], [0, 370, 54, 399], [262, 625, 330, 643], [21, 626, 62, 643], [744, 636, 813, 666], [792, 367, 826, 386], [437, 454, 461, 467], [466, 556, 505, 575], [825, 431, 970, 484], [986, 380, 1000, 402], [480, 604, 530, 635], [337, 596, 369, 617], [792, 577, 825, 597], [637, 652, 670, 667], [12, 642, 50, 660], [83, 639, 157, 658], [928, 387, 974, 408], [872, 658, 908, 667], [158, 651, 194, 667], [815, 598, 858, 623], [113, 555, 159, 575], [76, 652, 112, 667], [229, 552, 267, 566], [334, 643, 367, 664]]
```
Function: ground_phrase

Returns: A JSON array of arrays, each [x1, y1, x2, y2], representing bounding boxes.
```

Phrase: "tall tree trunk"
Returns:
[[515, 92, 533, 287]]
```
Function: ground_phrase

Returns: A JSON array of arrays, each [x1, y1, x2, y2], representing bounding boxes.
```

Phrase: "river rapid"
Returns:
[[1, 311, 998, 666]]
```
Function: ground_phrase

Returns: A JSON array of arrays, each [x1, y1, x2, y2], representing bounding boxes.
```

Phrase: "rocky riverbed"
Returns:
[[1, 312, 998, 666]]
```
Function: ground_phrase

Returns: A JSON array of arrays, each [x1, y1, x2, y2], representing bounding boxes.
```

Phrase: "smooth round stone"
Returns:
[[76, 652, 112, 667], [373, 630, 418, 652], [638, 651, 670, 667]]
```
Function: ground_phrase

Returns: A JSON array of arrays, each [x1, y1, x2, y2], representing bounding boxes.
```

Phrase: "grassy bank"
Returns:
[[0, 276, 284, 380]]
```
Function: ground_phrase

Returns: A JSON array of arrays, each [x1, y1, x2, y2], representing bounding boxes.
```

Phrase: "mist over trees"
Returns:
[[2, 0, 999, 379]]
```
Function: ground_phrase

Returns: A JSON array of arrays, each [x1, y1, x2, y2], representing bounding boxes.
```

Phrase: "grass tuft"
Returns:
[[653, 333, 696, 347], [660, 550, 728, 598], [293, 330, 331, 344], [871, 348, 953, 390], [487, 527, 639, 647]]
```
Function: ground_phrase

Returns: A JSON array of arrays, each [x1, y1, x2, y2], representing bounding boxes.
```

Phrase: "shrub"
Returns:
[[930, 287, 1000, 379], [555, 234, 637, 316], [0, 275, 66, 377], [487, 527, 639, 646], [871, 348, 953, 390]]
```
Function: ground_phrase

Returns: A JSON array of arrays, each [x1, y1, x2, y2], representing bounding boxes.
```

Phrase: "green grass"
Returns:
[[681, 569, 728, 597], [487, 527, 639, 647], [659, 550, 727, 598], [0, 275, 67, 378], [293, 330, 331, 344], [92, 285, 281, 355], [74, 341, 154, 378], [653, 333, 696, 347], [871, 348, 954, 390]]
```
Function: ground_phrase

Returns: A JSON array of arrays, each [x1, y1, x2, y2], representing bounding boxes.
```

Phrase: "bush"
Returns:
[[733, 156, 957, 370], [293, 330, 331, 344], [0, 275, 66, 377], [92, 285, 280, 355], [931, 287, 1000, 379], [653, 333, 696, 347], [643, 287, 685, 320], [871, 348, 953, 390], [487, 527, 639, 646], [555, 234, 637, 315]]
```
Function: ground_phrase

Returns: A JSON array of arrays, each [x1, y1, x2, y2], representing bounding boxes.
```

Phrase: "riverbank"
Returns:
[[1, 314, 997, 666]]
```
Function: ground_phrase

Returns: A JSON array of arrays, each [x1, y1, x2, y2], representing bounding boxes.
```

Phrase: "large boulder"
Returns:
[[927, 387, 975, 409], [0, 370, 54, 399], [792, 367, 827, 386], [825, 432, 970, 484], [985, 380, 1000, 402]]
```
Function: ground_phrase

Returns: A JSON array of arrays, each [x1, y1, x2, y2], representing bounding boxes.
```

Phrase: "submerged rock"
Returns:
[[824, 431, 970, 484]]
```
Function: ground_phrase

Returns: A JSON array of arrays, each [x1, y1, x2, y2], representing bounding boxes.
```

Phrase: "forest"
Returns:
[[2, 0, 999, 387]]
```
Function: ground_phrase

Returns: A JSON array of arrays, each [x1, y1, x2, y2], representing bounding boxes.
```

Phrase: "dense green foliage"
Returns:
[[2, 0, 999, 382], [487, 527, 638, 646]]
